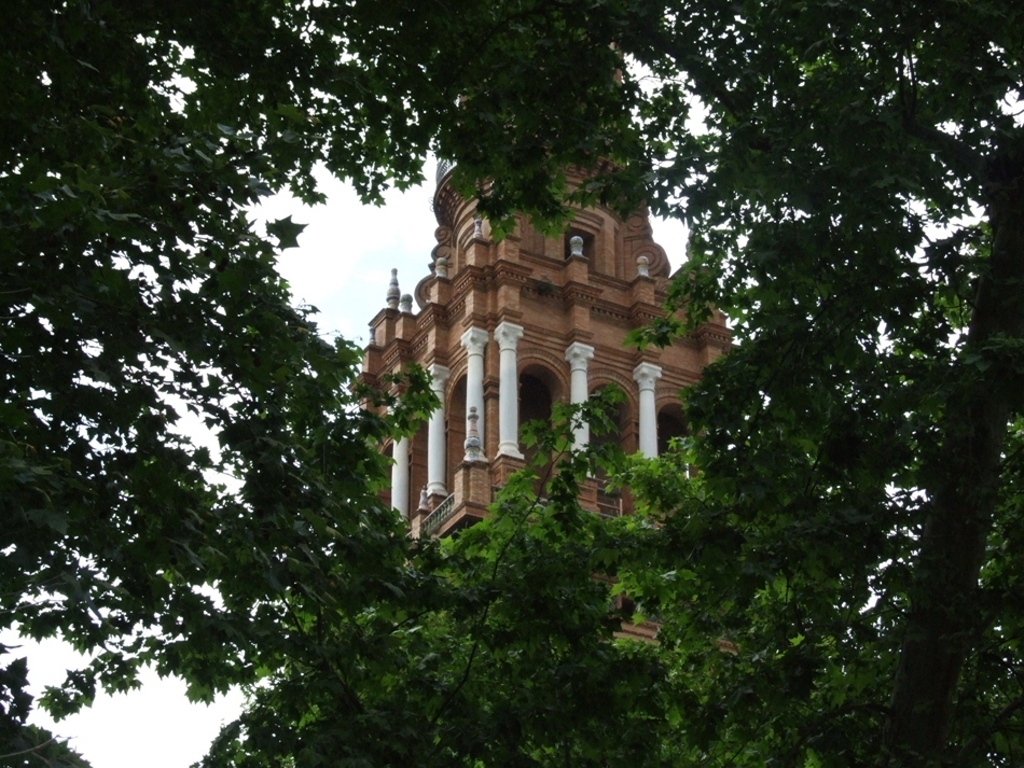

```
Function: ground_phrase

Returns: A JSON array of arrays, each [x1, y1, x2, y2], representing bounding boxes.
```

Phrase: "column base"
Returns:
[[497, 444, 525, 460]]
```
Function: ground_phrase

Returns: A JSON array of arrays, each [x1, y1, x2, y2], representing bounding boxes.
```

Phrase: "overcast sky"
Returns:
[[11, 170, 689, 768]]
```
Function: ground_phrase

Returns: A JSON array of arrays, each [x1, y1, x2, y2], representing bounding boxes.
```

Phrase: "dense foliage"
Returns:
[[4, 1, 1024, 767], [617, 3, 1024, 765], [0, 0, 435, 745], [0, 724, 93, 768]]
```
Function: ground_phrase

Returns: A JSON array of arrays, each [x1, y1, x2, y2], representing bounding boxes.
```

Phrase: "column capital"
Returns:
[[633, 362, 663, 391], [428, 363, 450, 392], [460, 327, 489, 354], [565, 342, 595, 372], [494, 321, 525, 351]]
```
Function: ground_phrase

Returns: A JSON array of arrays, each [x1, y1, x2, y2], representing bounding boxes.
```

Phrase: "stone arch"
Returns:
[[514, 356, 564, 469], [517, 347, 570, 401], [445, 373, 467, 493], [443, 358, 469, 414], [518, 361, 560, 429], [588, 367, 638, 411]]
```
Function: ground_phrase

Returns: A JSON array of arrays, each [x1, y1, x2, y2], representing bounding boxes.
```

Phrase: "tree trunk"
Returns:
[[884, 180, 1024, 762]]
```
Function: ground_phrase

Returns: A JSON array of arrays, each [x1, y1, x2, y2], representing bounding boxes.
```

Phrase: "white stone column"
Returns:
[[391, 435, 410, 518], [494, 321, 525, 458], [633, 362, 663, 458], [427, 364, 450, 497], [461, 327, 488, 461], [565, 342, 595, 450]]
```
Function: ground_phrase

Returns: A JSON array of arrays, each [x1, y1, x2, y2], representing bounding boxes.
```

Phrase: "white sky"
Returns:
[[8, 169, 688, 768]]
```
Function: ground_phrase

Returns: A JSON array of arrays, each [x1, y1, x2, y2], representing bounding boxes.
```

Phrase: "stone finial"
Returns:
[[435, 255, 449, 279], [636, 253, 650, 278], [368, 322, 376, 346], [399, 293, 413, 313], [386, 268, 400, 309], [569, 235, 584, 258], [418, 487, 429, 512], [464, 406, 484, 462], [474, 217, 484, 238]]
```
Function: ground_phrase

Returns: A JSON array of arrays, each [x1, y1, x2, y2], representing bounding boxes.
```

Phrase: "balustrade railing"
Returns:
[[419, 493, 456, 538]]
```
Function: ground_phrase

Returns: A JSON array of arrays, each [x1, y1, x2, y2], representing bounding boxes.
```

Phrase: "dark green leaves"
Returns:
[[265, 216, 306, 251]]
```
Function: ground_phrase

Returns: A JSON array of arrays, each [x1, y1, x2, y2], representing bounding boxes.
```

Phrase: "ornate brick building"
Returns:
[[363, 164, 730, 537]]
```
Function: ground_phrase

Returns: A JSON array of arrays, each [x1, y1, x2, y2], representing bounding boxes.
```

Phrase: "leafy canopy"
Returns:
[[5, 1, 1024, 767], [1, 0, 438, 739]]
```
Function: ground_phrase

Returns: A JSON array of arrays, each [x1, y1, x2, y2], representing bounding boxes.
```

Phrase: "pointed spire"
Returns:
[[386, 268, 400, 309]]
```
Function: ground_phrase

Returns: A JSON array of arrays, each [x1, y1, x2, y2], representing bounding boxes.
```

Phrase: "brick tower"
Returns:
[[363, 164, 730, 537]]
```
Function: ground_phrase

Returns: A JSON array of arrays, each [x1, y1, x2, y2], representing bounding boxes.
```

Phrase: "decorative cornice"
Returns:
[[411, 333, 430, 356], [453, 265, 491, 295], [493, 262, 532, 286], [381, 339, 414, 371], [590, 303, 632, 323], [630, 306, 663, 326], [416, 303, 444, 333], [447, 298, 467, 322], [691, 324, 733, 349], [562, 281, 603, 305]]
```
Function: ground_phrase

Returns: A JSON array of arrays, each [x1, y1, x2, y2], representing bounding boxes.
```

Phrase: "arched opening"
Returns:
[[657, 402, 688, 456], [588, 384, 634, 517], [446, 375, 467, 494], [590, 384, 634, 463], [409, 422, 429, 513], [519, 374, 553, 429], [518, 364, 562, 469]]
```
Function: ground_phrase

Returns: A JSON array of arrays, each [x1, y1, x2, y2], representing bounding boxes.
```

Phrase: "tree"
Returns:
[[198, 401, 682, 768], [1, 723, 93, 768], [6, 0, 1024, 766], [536, 0, 1022, 765], [0, 0, 650, 759], [0, 0, 439, 737], [300, 0, 1022, 763]]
